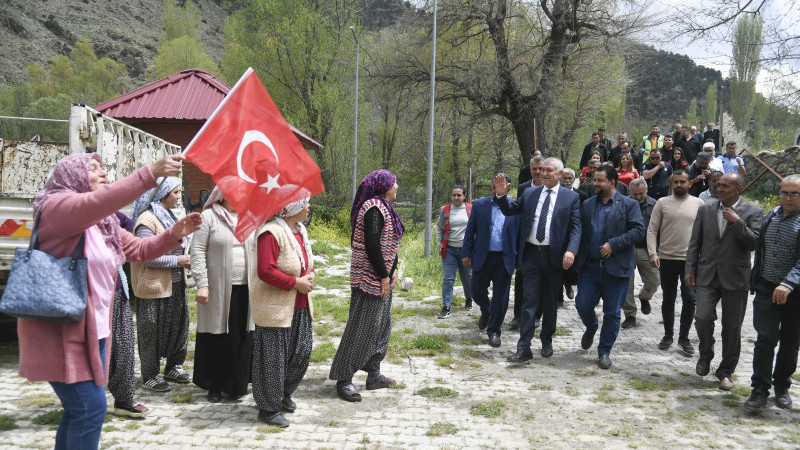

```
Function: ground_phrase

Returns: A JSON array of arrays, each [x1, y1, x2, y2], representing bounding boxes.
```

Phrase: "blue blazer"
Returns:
[[462, 196, 519, 276], [575, 191, 645, 278], [495, 185, 581, 269]]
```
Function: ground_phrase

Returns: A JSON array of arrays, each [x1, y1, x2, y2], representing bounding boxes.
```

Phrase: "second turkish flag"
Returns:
[[184, 67, 325, 242]]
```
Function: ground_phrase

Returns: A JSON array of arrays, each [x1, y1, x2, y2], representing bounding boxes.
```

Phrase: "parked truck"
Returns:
[[0, 104, 182, 289]]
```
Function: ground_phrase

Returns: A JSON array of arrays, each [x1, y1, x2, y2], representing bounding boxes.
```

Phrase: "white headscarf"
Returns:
[[268, 198, 312, 272]]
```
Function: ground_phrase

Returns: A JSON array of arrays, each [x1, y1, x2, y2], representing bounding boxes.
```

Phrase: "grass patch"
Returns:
[[171, 392, 192, 403], [569, 367, 598, 377], [315, 274, 350, 290], [310, 240, 346, 257], [721, 398, 740, 407], [123, 422, 140, 431], [470, 399, 506, 418], [310, 342, 336, 362], [256, 425, 284, 433], [435, 355, 456, 367], [531, 383, 553, 391], [629, 378, 672, 391], [398, 226, 444, 290], [460, 348, 482, 359], [18, 393, 58, 408], [608, 425, 634, 437], [679, 371, 692, 377], [32, 410, 63, 426], [103, 425, 120, 432], [426, 422, 458, 436], [391, 304, 429, 320], [552, 326, 572, 337], [730, 385, 750, 397], [411, 334, 451, 352], [417, 387, 459, 399], [0, 415, 18, 430], [315, 322, 334, 337], [313, 295, 350, 322], [434, 322, 450, 328], [152, 425, 168, 435]]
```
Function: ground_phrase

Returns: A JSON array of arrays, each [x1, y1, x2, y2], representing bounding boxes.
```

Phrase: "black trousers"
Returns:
[[514, 270, 523, 319], [694, 273, 748, 379], [751, 277, 800, 394], [517, 246, 562, 351], [660, 259, 695, 339]]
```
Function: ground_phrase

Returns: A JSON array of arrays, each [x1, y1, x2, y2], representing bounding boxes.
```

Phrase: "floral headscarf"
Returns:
[[130, 177, 181, 229], [203, 186, 237, 230], [268, 198, 312, 271], [33, 153, 125, 265], [351, 169, 404, 241]]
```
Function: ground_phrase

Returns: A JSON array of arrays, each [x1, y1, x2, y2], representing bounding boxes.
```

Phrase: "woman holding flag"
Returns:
[[329, 169, 404, 402], [250, 198, 315, 428]]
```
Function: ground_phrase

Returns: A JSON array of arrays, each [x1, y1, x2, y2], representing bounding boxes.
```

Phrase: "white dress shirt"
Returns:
[[528, 183, 560, 245]]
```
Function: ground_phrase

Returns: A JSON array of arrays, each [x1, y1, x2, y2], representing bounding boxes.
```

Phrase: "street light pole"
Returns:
[[351, 26, 360, 201], [424, 0, 438, 258]]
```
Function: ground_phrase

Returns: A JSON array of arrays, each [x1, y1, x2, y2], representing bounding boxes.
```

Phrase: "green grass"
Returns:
[[628, 378, 673, 391], [171, 392, 192, 403], [552, 326, 572, 337], [417, 387, 459, 399], [398, 226, 444, 290], [315, 322, 334, 337], [315, 274, 350, 290], [32, 410, 63, 426], [311, 240, 346, 257], [17, 394, 58, 408], [531, 383, 553, 391], [313, 295, 351, 322], [731, 385, 750, 397], [310, 342, 336, 362], [308, 215, 351, 249], [434, 355, 456, 367], [411, 334, 451, 352], [426, 422, 459, 436], [257, 425, 285, 434], [0, 415, 18, 430], [470, 399, 506, 418], [391, 304, 429, 320], [123, 422, 141, 431]]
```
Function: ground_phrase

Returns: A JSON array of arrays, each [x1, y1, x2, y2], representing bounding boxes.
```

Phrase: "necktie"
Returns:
[[537, 189, 551, 242]]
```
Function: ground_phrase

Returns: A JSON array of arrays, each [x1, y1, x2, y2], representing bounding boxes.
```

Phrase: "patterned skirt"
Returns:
[[193, 285, 252, 397], [328, 289, 393, 382], [108, 288, 135, 405], [135, 280, 189, 381], [251, 307, 313, 413]]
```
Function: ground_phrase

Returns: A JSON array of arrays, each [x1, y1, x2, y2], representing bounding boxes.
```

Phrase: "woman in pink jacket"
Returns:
[[16, 153, 201, 450]]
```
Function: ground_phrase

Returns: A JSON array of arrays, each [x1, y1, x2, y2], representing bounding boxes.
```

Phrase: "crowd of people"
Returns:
[[435, 126, 798, 417], [12, 124, 798, 447]]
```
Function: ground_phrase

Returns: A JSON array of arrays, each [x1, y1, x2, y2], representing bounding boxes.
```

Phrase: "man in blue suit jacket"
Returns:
[[575, 166, 645, 369], [493, 158, 581, 360], [462, 175, 520, 348]]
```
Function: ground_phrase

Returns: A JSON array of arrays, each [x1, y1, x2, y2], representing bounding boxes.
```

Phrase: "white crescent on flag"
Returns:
[[236, 129, 281, 193]]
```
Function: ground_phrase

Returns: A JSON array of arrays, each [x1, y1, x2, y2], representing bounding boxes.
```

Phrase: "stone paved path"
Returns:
[[1, 248, 799, 449]]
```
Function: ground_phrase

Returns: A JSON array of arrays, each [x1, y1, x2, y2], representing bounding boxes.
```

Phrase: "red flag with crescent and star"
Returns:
[[184, 67, 325, 242]]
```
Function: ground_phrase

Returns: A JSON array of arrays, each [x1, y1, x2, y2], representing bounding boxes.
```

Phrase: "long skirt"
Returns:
[[328, 289, 393, 383], [251, 307, 313, 413], [108, 288, 135, 405], [193, 285, 252, 397], [136, 280, 189, 381]]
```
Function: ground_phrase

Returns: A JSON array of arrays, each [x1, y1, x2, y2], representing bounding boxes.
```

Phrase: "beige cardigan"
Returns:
[[249, 221, 314, 328], [190, 209, 257, 334], [131, 210, 175, 299]]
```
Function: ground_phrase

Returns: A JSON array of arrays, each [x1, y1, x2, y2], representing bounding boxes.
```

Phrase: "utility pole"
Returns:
[[351, 26, 360, 200], [424, 0, 438, 258]]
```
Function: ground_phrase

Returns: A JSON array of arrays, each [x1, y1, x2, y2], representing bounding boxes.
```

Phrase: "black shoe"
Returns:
[[258, 410, 289, 428], [336, 383, 362, 402], [508, 317, 520, 330], [541, 342, 553, 358], [775, 388, 792, 409], [436, 307, 451, 319], [678, 338, 695, 355], [207, 391, 222, 403], [696, 358, 711, 376], [489, 333, 501, 348], [744, 391, 768, 411], [598, 354, 612, 369], [657, 336, 673, 350], [581, 327, 597, 350], [640, 299, 651, 315], [478, 313, 490, 330], [281, 396, 296, 413], [464, 298, 474, 311], [621, 316, 636, 329], [507, 349, 533, 362], [565, 285, 575, 299]]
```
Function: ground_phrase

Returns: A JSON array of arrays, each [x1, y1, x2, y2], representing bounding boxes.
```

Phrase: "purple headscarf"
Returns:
[[33, 153, 125, 265], [351, 169, 404, 241]]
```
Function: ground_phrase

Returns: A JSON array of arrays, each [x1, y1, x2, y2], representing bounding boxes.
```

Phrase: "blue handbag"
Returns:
[[0, 213, 88, 323]]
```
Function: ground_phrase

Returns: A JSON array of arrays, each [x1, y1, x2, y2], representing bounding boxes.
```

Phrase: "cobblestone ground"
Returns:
[[1, 248, 800, 449]]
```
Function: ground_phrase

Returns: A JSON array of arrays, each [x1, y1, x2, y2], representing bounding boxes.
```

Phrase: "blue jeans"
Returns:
[[50, 339, 107, 450], [441, 246, 472, 308], [575, 264, 629, 355]]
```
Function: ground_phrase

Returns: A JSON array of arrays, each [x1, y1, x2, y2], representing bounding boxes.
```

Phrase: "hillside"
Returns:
[[0, 0, 228, 86]]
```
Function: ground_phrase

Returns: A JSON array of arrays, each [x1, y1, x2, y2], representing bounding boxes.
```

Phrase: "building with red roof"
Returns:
[[95, 69, 321, 205]]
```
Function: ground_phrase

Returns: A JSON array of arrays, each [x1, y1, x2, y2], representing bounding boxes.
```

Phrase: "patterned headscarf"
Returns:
[[268, 197, 312, 271], [203, 186, 237, 230], [350, 169, 404, 241], [130, 177, 181, 229], [33, 153, 125, 265]]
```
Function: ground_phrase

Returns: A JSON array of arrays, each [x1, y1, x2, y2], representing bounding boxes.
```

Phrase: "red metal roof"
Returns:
[[95, 69, 322, 149]]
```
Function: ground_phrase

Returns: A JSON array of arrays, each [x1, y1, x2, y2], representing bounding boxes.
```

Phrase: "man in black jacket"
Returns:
[[579, 133, 609, 169], [621, 179, 660, 329], [704, 123, 721, 153], [679, 127, 701, 164], [745, 175, 800, 411]]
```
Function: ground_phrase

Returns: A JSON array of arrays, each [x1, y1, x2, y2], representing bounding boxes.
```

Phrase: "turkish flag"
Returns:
[[184, 68, 325, 242]]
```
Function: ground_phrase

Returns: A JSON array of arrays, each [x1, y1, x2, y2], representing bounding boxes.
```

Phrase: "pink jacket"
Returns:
[[17, 166, 181, 385]]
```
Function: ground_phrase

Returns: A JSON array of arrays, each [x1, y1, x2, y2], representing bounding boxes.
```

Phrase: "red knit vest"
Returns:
[[351, 198, 401, 299]]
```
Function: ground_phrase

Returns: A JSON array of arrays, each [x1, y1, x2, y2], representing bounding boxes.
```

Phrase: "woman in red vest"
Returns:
[[435, 185, 473, 318]]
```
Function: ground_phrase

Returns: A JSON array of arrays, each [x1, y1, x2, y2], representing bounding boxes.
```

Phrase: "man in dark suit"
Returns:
[[686, 172, 763, 391], [703, 122, 721, 152], [493, 158, 582, 360], [462, 175, 520, 348], [745, 175, 800, 411], [574, 166, 645, 369]]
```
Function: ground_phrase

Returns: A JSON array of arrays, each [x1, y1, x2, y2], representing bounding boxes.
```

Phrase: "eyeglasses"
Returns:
[[780, 191, 800, 198]]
